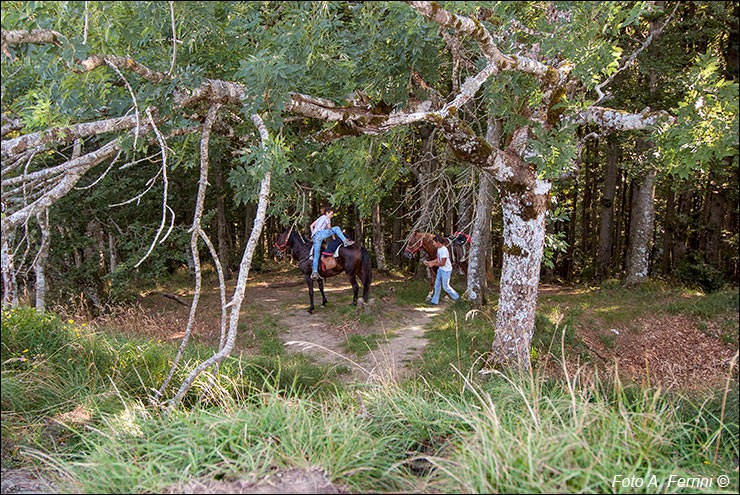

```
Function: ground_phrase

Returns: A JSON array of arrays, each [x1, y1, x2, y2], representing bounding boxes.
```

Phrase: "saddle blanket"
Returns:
[[321, 238, 342, 257]]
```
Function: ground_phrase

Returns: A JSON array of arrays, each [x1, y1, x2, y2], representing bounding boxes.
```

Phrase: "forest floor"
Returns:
[[128, 264, 448, 385], [118, 263, 738, 392]]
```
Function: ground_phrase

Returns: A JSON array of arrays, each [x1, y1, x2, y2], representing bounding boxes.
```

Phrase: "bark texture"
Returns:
[[371, 201, 387, 271], [624, 169, 656, 286], [490, 184, 550, 370], [597, 136, 619, 280]]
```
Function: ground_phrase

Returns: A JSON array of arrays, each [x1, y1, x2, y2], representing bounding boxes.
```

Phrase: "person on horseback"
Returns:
[[310, 206, 354, 280], [423, 234, 459, 305]]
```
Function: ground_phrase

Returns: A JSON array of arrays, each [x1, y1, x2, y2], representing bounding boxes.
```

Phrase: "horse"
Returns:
[[274, 229, 372, 314], [403, 231, 469, 301]]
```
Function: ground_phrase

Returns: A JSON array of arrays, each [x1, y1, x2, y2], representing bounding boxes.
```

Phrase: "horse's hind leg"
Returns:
[[318, 278, 327, 307], [347, 274, 359, 305]]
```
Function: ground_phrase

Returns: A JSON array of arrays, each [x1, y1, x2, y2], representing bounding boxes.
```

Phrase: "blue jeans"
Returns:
[[312, 227, 348, 272], [431, 268, 459, 304]]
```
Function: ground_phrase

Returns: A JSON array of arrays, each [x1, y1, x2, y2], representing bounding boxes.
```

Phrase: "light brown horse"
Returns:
[[403, 231, 468, 301]]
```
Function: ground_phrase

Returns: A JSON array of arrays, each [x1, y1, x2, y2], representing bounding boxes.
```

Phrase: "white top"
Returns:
[[436, 245, 452, 272], [312, 214, 331, 236]]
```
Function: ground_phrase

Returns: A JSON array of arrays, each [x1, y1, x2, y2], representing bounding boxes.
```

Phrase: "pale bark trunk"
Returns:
[[624, 169, 656, 286], [490, 184, 549, 370], [157, 103, 221, 399], [167, 113, 271, 411], [597, 136, 619, 280], [35, 209, 50, 311], [1, 230, 18, 307], [371, 201, 387, 271]]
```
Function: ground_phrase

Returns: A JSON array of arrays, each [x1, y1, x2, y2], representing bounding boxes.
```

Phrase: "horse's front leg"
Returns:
[[425, 267, 436, 302], [318, 278, 328, 307], [306, 275, 315, 314], [347, 273, 359, 305]]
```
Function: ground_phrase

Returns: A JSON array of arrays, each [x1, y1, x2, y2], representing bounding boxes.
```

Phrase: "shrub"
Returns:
[[673, 255, 725, 292]]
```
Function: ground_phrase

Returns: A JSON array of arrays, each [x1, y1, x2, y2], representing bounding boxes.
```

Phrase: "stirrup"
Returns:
[[311, 271, 319, 280]]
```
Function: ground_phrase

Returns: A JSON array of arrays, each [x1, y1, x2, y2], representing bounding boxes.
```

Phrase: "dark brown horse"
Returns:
[[275, 229, 372, 314], [403, 231, 469, 301]]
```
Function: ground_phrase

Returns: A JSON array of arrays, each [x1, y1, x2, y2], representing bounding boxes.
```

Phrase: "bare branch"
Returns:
[[574, 106, 674, 131], [133, 108, 171, 268], [156, 103, 222, 399], [2, 113, 142, 160], [594, 3, 680, 104], [168, 1, 177, 76]]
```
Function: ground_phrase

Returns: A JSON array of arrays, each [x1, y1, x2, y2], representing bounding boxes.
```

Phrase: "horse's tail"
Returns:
[[361, 247, 372, 301]]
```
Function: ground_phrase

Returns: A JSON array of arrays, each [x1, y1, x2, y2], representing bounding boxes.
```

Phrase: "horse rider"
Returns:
[[310, 206, 354, 279], [423, 234, 460, 305]]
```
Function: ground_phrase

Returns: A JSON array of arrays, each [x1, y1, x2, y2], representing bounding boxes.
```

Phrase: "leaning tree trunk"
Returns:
[[371, 201, 387, 271], [489, 183, 550, 370], [597, 136, 619, 280], [624, 169, 656, 286], [35, 209, 50, 311]]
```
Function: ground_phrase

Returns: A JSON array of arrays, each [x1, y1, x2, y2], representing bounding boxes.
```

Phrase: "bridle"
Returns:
[[274, 227, 293, 254], [404, 235, 424, 257]]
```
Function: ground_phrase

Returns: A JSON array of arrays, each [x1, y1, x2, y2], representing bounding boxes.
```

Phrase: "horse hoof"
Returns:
[[321, 303, 327, 307]]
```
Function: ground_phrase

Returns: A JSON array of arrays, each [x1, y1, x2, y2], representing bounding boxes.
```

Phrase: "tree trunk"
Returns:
[[213, 158, 232, 280], [705, 175, 726, 267], [371, 201, 387, 271], [35, 209, 50, 311], [444, 196, 453, 235], [464, 118, 500, 306], [391, 194, 402, 266], [597, 136, 619, 280], [108, 231, 117, 277], [625, 169, 656, 286], [661, 185, 675, 275], [563, 184, 577, 281], [581, 156, 593, 266], [457, 166, 474, 232], [354, 206, 363, 245], [1, 230, 18, 307], [489, 183, 550, 370], [464, 171, 495, 305], [244, 202, 256, 255]]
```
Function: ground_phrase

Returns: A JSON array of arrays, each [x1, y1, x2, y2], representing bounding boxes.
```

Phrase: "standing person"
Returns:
[[424, 235, 460, 305], [310, 206, 354, 279]]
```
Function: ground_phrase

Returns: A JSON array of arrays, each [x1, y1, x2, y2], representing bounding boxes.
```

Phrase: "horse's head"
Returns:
[[274, 229, 291, 259], [403, 232, 425, 259]]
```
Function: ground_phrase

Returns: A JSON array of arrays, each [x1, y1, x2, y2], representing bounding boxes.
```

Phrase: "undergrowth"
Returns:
[[2, 281, 738, 494]]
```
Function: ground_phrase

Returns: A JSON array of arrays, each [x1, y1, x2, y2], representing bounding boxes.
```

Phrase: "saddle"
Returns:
[[320, 238, 342, 271], [446, 232, 471, 270]]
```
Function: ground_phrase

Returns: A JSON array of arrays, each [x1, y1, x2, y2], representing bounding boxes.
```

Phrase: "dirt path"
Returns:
[[246, 271, 445, 384]]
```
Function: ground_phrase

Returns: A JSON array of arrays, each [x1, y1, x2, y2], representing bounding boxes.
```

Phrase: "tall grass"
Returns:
[[3, 305, 738, 494]]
